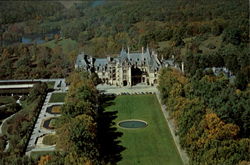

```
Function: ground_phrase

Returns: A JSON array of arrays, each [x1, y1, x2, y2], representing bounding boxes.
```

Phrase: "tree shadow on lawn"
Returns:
[[100, 94, 117, 108], [97, 94, 126, 164]]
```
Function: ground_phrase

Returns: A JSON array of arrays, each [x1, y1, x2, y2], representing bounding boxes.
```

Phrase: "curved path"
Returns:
[[0, 96, 23, 152], [0, 113, 15, 135]]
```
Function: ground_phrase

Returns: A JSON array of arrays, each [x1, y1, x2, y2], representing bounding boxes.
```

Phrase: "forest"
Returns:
[[0, 44, 74, 79], [158, 68, 250, 164], [0, 0, 249, 82]]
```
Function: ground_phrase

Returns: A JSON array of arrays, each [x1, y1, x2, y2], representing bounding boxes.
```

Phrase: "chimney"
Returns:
[[146, 45, 149, 53], [90, 57, 93, 65], [181, 62, 184, 73], [142, 47, 144, 54], [127, 46, 130, 54]]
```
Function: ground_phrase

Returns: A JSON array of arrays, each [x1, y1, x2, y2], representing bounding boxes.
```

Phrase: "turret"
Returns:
[[127, 46, 130, 60], [107, 56, 111, 62]]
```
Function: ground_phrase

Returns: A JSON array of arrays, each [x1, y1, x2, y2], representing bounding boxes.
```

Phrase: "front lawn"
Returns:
[[106, 95, 183, 165]]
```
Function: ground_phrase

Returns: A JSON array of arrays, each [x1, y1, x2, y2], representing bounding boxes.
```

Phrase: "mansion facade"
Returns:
[[75, 47, 176, 86]]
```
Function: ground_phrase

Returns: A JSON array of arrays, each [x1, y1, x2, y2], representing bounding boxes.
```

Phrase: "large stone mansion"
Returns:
[[75, 47, 176, 86]]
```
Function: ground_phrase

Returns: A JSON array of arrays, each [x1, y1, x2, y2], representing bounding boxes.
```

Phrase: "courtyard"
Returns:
[[106, 94, 183, 165]]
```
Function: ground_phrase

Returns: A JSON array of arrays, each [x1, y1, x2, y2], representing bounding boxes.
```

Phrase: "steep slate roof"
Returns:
[[94, 58, 108, 66], [118, 48, 161, 72], [75, 48, 162, 72], [75, 53, 87, 68], [162, 59, 174, 66]]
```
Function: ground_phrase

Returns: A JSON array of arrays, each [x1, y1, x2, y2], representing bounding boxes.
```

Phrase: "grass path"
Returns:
[[106, 95, 183, 165]]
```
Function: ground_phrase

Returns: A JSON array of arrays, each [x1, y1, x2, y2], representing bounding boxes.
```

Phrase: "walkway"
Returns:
[[0, 84, 34, 89], [0, 79, 68, 91], [25, 79, 67, 156], [0, 78, 65, 83], [25, 93, 64, 155]]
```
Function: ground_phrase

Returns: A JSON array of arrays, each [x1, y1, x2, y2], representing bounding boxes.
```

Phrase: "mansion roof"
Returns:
[[75, 47, 162, 72]]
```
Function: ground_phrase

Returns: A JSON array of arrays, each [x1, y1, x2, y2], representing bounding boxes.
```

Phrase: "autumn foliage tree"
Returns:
[[158, 68, 250, 164], [54, 71, 101, 164]]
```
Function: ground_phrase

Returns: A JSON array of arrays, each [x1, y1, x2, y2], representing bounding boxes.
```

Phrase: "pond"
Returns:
[[91, 0, 106, 7], [21, 31, 59, 44], [118, 120, 148, 129], [21, 36, 45, 44], [2, 31, 60, 46]]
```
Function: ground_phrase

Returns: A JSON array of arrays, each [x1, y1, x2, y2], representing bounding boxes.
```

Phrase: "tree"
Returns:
[[223, 27, 241, 45]]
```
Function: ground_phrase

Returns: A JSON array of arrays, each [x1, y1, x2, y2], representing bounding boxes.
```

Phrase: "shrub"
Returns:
[[0, 136, 7, 151], [48, 118, 57, 128], [51, 106, 61, 113], [207, 43, 216, 49], [42, 134, 57, 145]]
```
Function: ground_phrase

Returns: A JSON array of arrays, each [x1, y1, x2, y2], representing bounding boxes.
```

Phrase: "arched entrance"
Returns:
[[123, 80, 128, 86], [131, 66, 143, 86]]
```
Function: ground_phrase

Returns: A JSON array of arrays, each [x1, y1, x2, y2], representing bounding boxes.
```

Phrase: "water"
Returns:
[[21, 37, 45, 44], [91, 0, 106, 7], [118, 120, 148, 129], [21, 32, 58, 44]]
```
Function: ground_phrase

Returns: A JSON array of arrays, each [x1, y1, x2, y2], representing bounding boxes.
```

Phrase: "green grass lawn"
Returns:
[[199, 35, 222, 54], [0, 96, 16, 105], [41, 38, 77, 54], [106, 95, 183, 165], [46, 81, 55, 89], [49, 93, 66, 103]]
